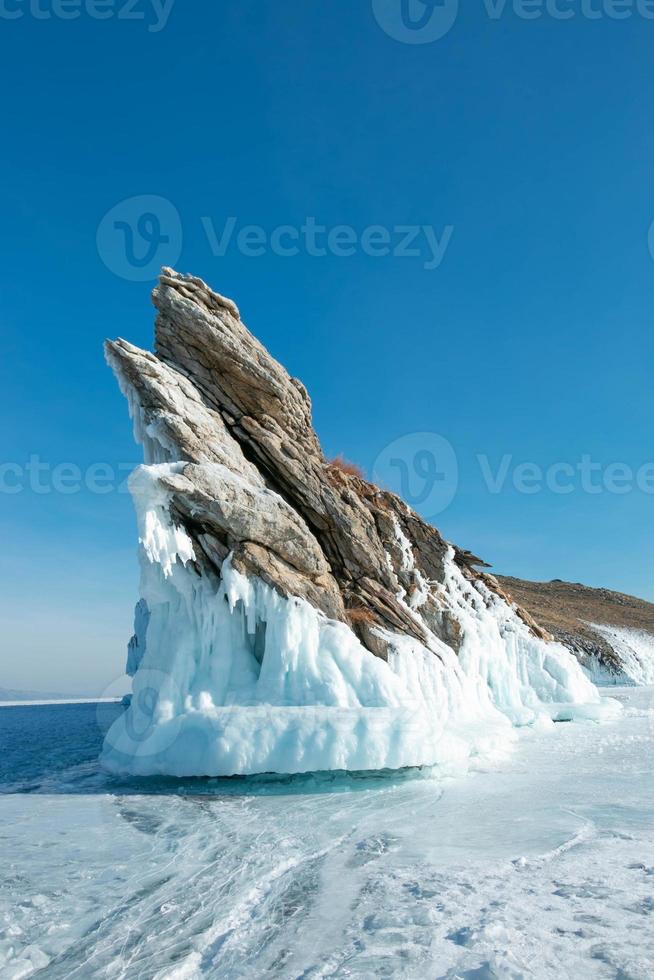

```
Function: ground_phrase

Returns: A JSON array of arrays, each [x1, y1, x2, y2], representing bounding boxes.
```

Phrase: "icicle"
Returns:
[[101, 465, 619, 778]]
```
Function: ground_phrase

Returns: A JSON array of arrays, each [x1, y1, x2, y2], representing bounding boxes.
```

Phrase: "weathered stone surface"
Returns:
[[158, 463, 329, 579], [105, 338, 257, 479], [230, 542, 345, 622], [105, 268, 522, 659], [497, 575, 654, 676]]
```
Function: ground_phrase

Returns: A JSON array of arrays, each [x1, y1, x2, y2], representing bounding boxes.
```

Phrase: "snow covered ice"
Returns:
[[101, 462, 618, 778], [1, 685, 653, 979]]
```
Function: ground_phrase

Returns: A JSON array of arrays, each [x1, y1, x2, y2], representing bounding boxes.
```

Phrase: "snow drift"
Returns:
[[101, 270, 617, 778]]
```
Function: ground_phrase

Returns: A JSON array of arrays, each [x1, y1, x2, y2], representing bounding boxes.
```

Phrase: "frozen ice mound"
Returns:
[[101, 464, 617, 778]]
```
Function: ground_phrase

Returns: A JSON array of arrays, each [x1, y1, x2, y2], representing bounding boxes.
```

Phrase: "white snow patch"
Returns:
[[393, 515, 415, 574], [104, 347, 178, 464], [390, 514, 430, 610], [128, 464, 196, 577], [587, 622, 654, 686]]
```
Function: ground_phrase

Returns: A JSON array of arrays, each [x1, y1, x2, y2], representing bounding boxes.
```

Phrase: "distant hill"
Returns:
[[497, 576, 654, 684]]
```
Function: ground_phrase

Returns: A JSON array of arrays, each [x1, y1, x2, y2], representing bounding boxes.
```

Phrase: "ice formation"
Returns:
[[585, 623, 654, 686], [102, 461, 615, 777], [101, 269, 618, 778]]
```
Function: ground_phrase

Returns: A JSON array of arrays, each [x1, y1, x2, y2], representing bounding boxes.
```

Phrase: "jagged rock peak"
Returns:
[[105, 267, 479, 658]]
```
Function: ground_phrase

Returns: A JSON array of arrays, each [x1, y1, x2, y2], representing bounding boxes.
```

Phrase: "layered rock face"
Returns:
[[107, 269, 466, 659], [101, 269, 614, 778], [498, 576, 654, 685]]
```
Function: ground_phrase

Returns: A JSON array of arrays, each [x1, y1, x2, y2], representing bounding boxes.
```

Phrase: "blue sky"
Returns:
[[1, 2, 653, 694]]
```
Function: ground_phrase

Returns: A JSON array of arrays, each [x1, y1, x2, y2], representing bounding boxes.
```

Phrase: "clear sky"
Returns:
[[1, 1, 653, 695]]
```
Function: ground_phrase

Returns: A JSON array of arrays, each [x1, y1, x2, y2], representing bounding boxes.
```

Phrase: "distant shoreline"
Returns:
[[0, 698, 123, 708]]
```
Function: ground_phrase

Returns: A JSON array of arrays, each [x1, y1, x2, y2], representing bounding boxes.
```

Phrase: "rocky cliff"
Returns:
[[101, 269, 614, 778], [497, 576, 654, 685], [107, 269, 485, 660]]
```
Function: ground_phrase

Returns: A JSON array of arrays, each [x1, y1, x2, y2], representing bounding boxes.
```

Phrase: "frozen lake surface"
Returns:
[[1, 689, 653, 979]]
